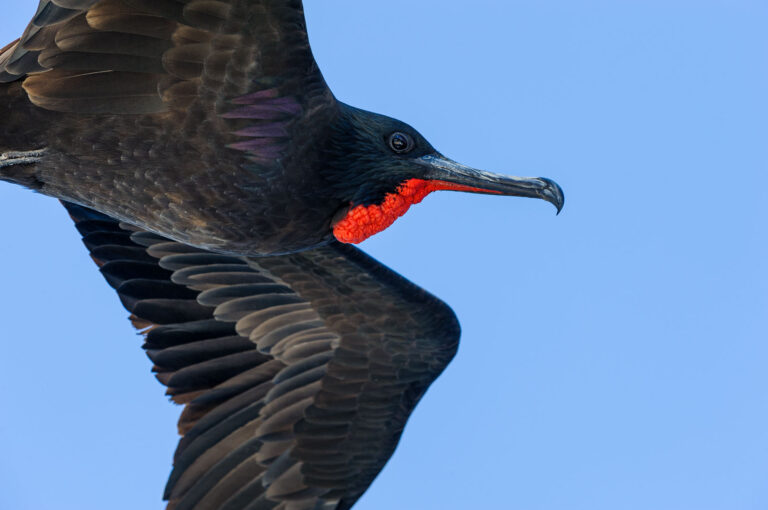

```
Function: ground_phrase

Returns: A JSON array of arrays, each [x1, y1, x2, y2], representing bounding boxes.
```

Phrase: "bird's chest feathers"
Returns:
[[332, 179, 492, 244]]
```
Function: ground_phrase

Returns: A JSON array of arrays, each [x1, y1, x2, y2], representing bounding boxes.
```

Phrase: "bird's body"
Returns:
[[0, 2, 563, 509]]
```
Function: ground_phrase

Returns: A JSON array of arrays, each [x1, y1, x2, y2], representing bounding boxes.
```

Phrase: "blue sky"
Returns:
[[1, 2, 767, 509]]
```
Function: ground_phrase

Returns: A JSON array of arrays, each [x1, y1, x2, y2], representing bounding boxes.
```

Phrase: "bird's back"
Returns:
[[0, 0, 342, 255]]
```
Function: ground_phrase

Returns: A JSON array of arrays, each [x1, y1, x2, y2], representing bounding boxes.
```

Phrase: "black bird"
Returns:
[[0, 2, 564, 510]]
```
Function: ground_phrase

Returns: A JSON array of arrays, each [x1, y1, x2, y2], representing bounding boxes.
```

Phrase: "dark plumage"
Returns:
[[60, 201, 458, 510], [1, 2, 563, 509]]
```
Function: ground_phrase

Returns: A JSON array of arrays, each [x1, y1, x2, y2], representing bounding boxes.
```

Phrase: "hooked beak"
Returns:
[[415, 154, 564, 214]]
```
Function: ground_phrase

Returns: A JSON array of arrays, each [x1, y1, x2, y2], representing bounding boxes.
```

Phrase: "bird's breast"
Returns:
[[31, 122, 338, 255]]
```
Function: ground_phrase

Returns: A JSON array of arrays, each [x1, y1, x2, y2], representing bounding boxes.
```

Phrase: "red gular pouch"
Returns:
[[332, 178, 501, 244]]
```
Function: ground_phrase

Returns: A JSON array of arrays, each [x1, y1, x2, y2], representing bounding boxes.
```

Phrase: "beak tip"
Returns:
[[540, 177, 565, 215]]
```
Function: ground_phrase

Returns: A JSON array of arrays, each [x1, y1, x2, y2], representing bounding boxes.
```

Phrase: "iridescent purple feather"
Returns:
[[225, 88, 299, 161]]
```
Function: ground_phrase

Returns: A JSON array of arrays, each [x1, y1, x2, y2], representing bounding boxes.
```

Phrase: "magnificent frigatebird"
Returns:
[[0, 2, 563, 510]]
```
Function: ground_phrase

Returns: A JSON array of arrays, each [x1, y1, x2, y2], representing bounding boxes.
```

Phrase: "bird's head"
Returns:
[[323, 104, 564, 244]]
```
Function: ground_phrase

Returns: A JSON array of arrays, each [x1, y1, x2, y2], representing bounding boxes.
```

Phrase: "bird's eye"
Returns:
[[388, 132, 414, 154]]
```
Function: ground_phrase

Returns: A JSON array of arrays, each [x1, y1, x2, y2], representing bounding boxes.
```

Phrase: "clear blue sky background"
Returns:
[[0, 2, 766, 509]]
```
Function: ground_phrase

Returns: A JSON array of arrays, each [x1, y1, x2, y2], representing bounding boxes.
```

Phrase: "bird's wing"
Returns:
[[63, 201, 460, 510], [0, 0, 332, 123]]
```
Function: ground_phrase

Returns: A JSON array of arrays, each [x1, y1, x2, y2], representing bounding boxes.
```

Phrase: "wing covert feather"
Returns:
[[63, 202, 460, 510], [0, 0, 333, 131]]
